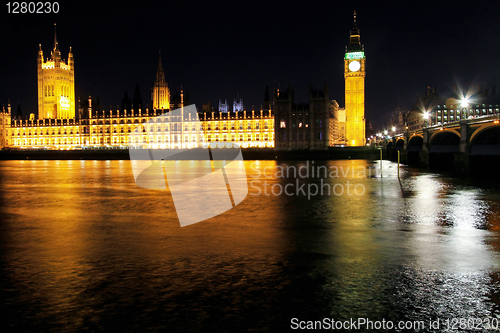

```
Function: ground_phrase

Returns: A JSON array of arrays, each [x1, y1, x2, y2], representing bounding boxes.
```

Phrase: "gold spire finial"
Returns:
[[53, 23, 58, 50]]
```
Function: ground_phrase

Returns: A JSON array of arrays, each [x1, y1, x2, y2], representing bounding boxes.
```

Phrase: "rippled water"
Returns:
[[0, 160, 499, 332]]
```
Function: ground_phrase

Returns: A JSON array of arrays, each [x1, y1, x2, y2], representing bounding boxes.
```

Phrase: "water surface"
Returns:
[[0, 160, 499, 332]]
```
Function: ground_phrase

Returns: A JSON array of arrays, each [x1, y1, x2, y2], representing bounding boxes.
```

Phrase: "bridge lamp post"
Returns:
[[460, 99, 469, 119], [423, 111, 430, 128]]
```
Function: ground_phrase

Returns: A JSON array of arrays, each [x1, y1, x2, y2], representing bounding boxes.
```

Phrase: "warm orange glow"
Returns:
[[9, 112, 275, 150], [38, 44, 75, 119], [344, 56, 366, 146]]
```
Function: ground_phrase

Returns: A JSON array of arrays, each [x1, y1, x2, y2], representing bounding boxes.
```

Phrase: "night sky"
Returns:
[[2, 1, 500, 129]]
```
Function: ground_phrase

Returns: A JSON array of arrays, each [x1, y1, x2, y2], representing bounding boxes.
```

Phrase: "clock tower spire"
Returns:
[[344, 10, 366, 146]]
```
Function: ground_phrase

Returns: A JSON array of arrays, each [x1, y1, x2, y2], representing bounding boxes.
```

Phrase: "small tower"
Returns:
[[152, 51, 170, 110], [219, 98, 228, 113], [37, 23, 75, 119], [233, 93, 244, 112]]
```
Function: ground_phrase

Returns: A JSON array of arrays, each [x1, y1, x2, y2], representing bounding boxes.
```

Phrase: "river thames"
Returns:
[[0, 160, 499, 332]]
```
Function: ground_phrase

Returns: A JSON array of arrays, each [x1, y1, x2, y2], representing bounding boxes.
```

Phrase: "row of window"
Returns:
[[43, 85, 70, 97], [279, 119, 323, 128], [13, 134, 274, 146], [437, 104, 499, 109], [437, 109, 498, 116]]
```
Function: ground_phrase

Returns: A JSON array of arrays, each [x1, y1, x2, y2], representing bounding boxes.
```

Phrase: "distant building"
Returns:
[[435, 85, 500, 124], [365, 119, 374, 141], [406, 86, 440, 131], [274, 84, 334, 150], [406, 85, 500, 133], [387, 104, 408, 134], [218, 99, 228, 113], [233, 95, 244, 112], [218, 96, 244, 113], [202, 102, 212, 113]]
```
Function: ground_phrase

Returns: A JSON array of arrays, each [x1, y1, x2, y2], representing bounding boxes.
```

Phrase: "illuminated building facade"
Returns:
[[335, 107, 346, 144], [5, 31, 273, 150], [199, 109, 274, 148], [8, 98, 274, 149], [344, 11, 366, 146], [406, 85, 500, 132], [37, 24, 75, 119]]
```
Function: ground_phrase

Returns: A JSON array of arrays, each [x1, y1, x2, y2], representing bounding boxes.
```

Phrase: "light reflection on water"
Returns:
[[0, 160, 499, 332]]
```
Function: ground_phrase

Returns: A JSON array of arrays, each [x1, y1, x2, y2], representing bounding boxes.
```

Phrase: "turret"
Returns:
[[38, 44, 44, 67], [68, 46, 73, 70]]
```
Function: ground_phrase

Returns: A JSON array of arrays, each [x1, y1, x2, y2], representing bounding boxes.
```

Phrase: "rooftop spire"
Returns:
[[347, 10, 362, 53], [154, 50, 167, 88], [53, 23, 59, 50], [350, 10, 359, 36]]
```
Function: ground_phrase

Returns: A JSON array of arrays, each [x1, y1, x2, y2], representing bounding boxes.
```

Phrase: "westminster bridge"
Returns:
[[385, 115, 500, 179]]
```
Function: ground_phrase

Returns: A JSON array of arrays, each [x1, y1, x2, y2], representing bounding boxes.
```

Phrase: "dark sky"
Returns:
[[2, 1, 500, 129]]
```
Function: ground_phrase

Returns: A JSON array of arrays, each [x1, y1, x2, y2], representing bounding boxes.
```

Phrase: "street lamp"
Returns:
[[392, 126, 396, 132], [423, 111, 430, 127], [461, 98, 470, 119]]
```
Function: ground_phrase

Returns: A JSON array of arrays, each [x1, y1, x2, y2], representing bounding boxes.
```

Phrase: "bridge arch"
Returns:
[[396, 138, 404, 151], [429, 131, 460, 153], [429, 128, 460, 143], [407, 135, 423, 165], [408, 135, 423, 150], [470, 122, 500, 144], [470, 126, 500, 155]]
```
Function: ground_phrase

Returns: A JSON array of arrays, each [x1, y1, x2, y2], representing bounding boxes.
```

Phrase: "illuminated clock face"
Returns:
[[349, 60, 360, 72]]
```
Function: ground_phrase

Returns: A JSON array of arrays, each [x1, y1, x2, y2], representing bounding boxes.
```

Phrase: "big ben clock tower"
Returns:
[[344, 11, 365, 146]]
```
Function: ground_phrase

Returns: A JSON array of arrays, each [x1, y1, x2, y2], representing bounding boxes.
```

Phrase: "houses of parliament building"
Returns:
[[0, 15, 366, 150]]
